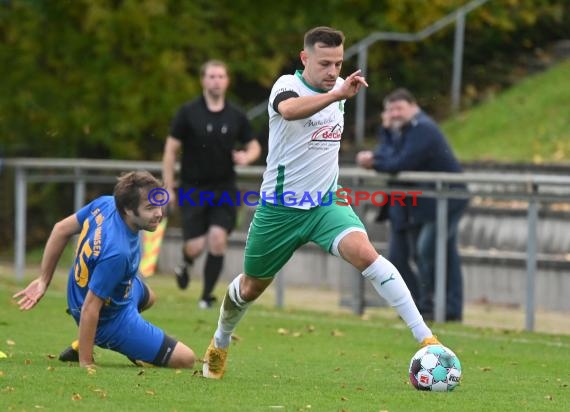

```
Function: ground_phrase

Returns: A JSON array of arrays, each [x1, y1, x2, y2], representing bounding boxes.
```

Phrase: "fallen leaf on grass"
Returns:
[[145, 390, 155, 396], [277, 328, 289, 335], [47, 354, 56, 359], [331, 330, 344, 337], [71, 393, 82, 401], [24, 359, 31, 365], [93, 388, 107, 399], [6, 340, 15, 346], [480, 367, 491, 372]]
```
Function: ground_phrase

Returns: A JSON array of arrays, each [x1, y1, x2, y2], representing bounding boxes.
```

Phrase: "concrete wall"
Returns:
[[156, 206, 570, 311]]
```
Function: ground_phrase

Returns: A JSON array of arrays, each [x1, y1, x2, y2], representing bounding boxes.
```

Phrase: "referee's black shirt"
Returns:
[[170, 96, 254, 186]]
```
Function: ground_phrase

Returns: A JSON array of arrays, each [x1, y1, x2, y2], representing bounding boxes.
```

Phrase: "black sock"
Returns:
[[202, 253, 224, 300]]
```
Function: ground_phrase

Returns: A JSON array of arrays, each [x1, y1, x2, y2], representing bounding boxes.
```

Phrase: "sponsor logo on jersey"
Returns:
[[311, 124, 342, 142]]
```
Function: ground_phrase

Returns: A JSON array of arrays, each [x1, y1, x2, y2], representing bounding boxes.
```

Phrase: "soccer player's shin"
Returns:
[[362, 255, 432, 343], [213, 274, 251, 349]]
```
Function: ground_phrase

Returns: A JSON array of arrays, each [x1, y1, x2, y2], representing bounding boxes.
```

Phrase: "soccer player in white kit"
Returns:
[[203, 26, 440, 379]]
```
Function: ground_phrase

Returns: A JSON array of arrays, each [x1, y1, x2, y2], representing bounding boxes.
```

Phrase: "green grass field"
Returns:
[[442, 59, 570, 163], [1, 271, 569, 412]]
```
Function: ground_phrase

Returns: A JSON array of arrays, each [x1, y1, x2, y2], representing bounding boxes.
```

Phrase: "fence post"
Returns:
[[451, 10, 466, 114], [354, 46, 368, 149], [525, 184, 538, 331], [14, 166, 27, 282], [74, 166, 86, 213], [434, 181, 448, 322]]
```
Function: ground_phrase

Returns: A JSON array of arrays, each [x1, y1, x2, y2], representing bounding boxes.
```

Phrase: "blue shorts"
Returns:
[[74, 276, 177, 366]]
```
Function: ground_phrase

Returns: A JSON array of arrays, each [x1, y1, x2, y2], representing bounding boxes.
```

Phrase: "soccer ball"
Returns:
[[409, 344, 462, 392]]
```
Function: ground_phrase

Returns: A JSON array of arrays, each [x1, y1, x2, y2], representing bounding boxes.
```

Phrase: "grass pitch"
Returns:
[[1, 270, 568, 412]]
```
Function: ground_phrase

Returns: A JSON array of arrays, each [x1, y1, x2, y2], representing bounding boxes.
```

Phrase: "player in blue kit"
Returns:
[[14, 171, 196, 368]]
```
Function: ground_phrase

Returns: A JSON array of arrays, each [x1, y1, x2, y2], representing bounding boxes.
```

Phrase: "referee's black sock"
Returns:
[[203, 253, 224, 300]]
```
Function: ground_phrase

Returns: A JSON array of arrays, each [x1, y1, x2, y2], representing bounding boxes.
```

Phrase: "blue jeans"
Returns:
[[415, 205, 465, 320]]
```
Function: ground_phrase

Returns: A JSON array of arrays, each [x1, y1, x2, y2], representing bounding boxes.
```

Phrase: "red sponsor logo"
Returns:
[[419, 374, 430, 384], [311, 125, 342, 141]]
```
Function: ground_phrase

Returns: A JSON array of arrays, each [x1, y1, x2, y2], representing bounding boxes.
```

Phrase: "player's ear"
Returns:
[[300, 50, 308, 66]]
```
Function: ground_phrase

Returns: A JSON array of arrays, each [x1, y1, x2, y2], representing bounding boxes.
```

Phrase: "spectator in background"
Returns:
[[356, 88, 468, 321], [162, 60, 261, 309], [368, 109, 422, 303]]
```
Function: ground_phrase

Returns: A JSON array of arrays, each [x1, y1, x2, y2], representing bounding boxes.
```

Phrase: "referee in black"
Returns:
[[162, 60, 261, 309]]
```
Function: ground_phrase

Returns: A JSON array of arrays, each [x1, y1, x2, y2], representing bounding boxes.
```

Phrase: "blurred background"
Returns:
[[1, 1, 569, 324]]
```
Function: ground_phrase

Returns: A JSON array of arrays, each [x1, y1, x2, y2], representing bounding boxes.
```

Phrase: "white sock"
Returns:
[[362, 255, 432, 343], [214, 274, 252, 349]]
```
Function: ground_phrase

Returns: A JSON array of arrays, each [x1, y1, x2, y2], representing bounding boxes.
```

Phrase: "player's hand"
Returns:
[[356, 150, 374, 169], [232, 150, 250, 166], [12, 278, 48, 310], [340, 69, 368, 99]]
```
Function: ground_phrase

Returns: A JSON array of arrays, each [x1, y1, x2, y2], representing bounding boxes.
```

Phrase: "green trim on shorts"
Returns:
[[244, 193, 365, 278]]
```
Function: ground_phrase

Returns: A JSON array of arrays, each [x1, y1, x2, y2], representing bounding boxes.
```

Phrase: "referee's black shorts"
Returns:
[[179, 183, 237, 240]]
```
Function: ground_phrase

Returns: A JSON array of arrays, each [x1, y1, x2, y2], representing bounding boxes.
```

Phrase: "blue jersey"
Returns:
[[67, 196, 141, 322]]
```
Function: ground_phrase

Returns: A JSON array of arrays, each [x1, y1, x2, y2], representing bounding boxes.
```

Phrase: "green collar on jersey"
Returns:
[[295, 70, 328, 93]]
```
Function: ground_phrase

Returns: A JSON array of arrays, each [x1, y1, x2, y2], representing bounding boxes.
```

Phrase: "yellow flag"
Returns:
[[139, 218, 168, 277]]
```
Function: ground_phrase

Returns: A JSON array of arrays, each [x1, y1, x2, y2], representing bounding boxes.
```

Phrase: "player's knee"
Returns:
[[184, 242, 204, 258], [167, 343, 196, 369], [240, 275, 272, 301]]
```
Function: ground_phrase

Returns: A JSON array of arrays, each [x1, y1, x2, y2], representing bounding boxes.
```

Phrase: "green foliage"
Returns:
[[1, 273, 569, 411], [443, 59, 570, 163]]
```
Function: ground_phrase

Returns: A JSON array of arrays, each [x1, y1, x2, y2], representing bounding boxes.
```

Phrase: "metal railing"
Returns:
[[5, 157, 570, 331], [247, 0, 491, 148]]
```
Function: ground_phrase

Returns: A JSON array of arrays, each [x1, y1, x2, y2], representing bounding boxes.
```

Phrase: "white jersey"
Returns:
[[260, 71, 346, 209]]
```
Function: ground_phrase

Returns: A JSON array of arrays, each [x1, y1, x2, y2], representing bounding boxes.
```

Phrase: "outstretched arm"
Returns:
[[162, 136, 181, 208], [13, 214, 81, 310], [277, 69, 368, 120], [78, 290, 104, 367]]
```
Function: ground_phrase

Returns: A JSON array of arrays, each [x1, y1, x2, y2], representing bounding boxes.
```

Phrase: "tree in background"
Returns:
[[0, 0, 566, 159]]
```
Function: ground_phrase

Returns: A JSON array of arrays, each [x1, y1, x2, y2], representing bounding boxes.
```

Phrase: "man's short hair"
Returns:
[[200, 60, 228, 78], [384, 88, 417, 105], [304, 26, 345, 49], [114, 171, 162, 216]]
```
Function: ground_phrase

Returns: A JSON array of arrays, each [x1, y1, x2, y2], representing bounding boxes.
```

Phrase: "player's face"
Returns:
[[201, 65, 230, 99], [386, 100, 417, 129], [127, 197, 163, 232], [301, 43, 344, 91]]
